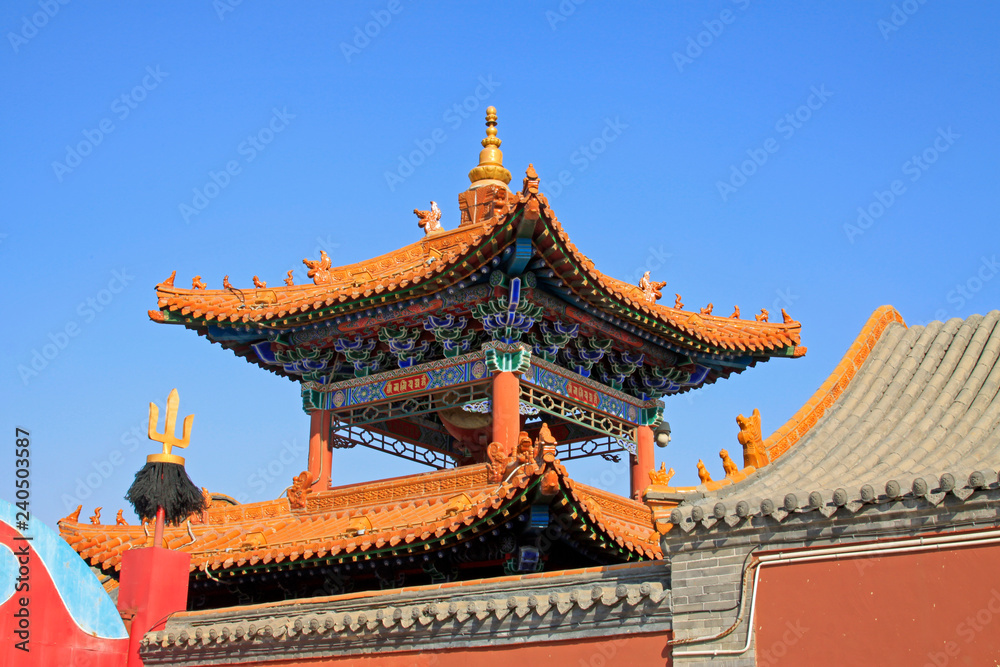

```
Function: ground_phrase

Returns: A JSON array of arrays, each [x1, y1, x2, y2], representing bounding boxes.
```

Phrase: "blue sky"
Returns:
[[2, 1, 998, 527]]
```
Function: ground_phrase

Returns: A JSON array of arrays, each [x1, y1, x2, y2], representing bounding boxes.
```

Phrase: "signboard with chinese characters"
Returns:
[[384, 373, 431, 397]]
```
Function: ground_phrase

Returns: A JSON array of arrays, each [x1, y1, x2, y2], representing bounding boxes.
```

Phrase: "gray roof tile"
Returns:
[[674, 310, 1000, 529]]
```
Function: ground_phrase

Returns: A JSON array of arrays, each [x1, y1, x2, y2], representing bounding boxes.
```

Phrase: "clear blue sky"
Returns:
[[3, 1, 998, 527]]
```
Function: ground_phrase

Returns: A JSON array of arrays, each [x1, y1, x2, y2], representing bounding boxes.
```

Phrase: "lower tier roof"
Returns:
[[60, 447, 661, 585]]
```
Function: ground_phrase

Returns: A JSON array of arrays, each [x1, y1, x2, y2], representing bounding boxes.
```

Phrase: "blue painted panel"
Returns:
[[323, 359, 490, 410]]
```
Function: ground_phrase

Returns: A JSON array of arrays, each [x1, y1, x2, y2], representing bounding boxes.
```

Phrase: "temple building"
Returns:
[[63, 107, 801, 607], [4, 108, 997, 666]]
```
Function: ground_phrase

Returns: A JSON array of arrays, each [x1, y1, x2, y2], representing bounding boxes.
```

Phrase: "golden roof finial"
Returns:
[[468, 106, 512, 189], [147, 388, 194, 465]]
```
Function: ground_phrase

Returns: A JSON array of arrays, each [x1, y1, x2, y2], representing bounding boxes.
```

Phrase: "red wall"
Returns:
[[0, 521, 128, 667], [251, 631, 671, 667], [755, 540, 1000, 666]]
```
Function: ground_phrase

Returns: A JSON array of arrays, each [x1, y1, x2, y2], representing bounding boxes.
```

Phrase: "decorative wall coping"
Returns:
[[139, 560, 671, 665], [665, 468, 1000, 536]]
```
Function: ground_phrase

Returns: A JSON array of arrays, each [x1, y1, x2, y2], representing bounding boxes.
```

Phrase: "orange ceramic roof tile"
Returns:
[[152, 220, 499, 325], [59, 455, 661, 585], [150, 178, 802, 360], [544, 231, 801, 355]]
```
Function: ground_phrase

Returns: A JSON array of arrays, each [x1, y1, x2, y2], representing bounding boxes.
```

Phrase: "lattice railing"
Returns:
[[555, 436, 630, 461], [329, 420, 455, 469], [520, 384, 636, 455]]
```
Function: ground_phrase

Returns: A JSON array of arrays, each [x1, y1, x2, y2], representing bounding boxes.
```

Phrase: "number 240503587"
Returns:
[[14, 427, 30, 526]]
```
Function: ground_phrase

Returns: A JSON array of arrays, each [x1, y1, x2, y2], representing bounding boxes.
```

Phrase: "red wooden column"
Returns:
[[117, 547, 190, 667], [308, 410, 332, 489], [492, 371, 521, 452], [630, 425, 654, 500]]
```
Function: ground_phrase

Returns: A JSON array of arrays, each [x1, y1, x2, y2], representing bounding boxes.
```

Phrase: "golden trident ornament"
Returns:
[[147, 388, 193, 465]]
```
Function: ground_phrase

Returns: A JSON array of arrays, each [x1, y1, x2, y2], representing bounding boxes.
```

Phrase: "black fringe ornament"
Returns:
[[125, 461, 206, 525]]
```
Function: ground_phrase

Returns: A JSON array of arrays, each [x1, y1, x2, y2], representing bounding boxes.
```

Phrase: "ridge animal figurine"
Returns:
[[639, 271, 667, 303], [414, 201, 442, 235], [737, 408, 769, 469], [648, 462, 675, 486], [720, 449, 740, 477]]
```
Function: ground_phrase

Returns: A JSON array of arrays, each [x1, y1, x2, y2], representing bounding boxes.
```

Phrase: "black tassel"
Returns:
[[125, 461, 207, 525]]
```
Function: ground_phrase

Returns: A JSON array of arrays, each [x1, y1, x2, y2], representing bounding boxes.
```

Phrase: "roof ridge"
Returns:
[[657, 309, 1000, 510], [820, 316, 969, 482], [643, 306, 905, 500], [761, 305, 906, 462]]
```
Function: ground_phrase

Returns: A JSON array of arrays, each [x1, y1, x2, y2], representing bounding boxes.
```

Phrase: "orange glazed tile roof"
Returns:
[[59, 454, 660, 586], [151, 175, 803, 358]]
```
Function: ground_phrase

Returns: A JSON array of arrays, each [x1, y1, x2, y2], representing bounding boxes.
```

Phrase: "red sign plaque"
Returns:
[[384, 374, 430, 397]]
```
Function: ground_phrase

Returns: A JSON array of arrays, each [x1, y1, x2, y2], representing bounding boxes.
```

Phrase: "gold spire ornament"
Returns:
[[468, 106, 512, 189], [126, 388, 207, 528], [146, 388, 193, 465]]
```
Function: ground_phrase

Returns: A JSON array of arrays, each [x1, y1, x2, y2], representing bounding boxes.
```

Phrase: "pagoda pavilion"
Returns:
[[47, 108, 813, 665], [60, 108, 802, 609]]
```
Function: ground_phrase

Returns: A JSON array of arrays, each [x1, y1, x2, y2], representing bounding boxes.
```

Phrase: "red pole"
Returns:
[[152, 506, 165, 548], [491, 371, 520, 454], [631, 425, 654, 500], [308, 410, 332, 489]]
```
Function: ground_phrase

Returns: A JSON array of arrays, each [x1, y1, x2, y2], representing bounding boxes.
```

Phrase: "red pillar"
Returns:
[[631, 425, 654, 500], [492, 371, 521, 452], [308, 410, 332, 490], [117, 547, 190, 667]]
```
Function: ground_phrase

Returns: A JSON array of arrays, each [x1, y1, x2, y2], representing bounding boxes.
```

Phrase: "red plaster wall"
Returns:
[[755, 541, 1000, 666], [0, 522, 128, 667], [253, 631, 670, 667]]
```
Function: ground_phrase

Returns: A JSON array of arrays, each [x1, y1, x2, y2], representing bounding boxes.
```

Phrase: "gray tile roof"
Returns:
[[670, 311, 1000, 529], [138, 560, 671, 665]]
